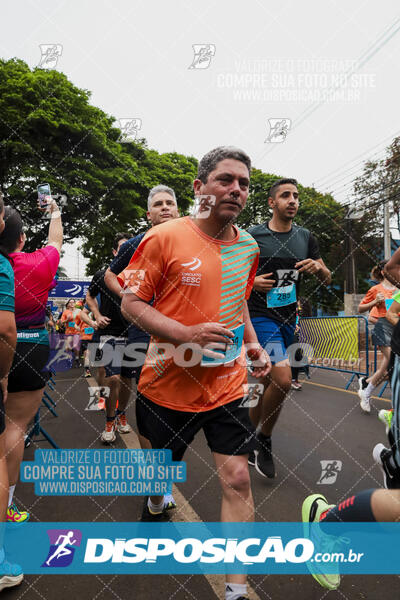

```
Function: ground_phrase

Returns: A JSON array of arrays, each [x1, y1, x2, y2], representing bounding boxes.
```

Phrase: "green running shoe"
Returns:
[[302, 494, 343, 590], [6, 503, 29, 524], [378, 409, 393, 435]]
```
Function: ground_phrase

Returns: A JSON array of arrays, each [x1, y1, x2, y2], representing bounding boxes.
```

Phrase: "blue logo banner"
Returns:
[[49, 280, 90, 299], [21, 450, 186, 496], [3, 522, 399, 574]]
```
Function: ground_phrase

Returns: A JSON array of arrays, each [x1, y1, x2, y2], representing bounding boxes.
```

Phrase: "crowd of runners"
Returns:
[[0, 146, 399, 596]]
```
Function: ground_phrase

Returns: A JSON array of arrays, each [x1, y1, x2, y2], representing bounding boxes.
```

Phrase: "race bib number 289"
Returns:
[[266, 283, 296, 308]]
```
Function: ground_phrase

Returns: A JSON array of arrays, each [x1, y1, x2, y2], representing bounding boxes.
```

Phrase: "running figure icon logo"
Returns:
[[265, 118, 291, 143], [317, 460, 343, 485], [240, 383, 264, 408], [190, 195, 216, 219], [188, 44, 216, 69], [38, 44, 63, 69], [116, 118, 142, 142], [42, 529, 82, 567]]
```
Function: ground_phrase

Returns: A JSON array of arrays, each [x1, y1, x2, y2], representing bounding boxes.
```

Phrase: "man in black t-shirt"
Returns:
[[247, 178, 331, 479], [86, 232, 133, 444]]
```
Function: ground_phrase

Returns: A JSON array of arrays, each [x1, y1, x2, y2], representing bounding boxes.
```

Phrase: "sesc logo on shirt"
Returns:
[[181, 258, 202, 287]]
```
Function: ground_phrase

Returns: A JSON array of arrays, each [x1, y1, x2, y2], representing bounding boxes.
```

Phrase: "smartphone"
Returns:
[[37, 183, 51, 208]]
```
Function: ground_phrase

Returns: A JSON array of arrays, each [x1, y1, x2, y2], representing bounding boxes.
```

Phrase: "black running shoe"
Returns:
[[226, 588, 248, 600], [255, 434, 276, 478], [140, 497, 171, 522], [248, 450, 255, 467], [373, 443, 400, 489]]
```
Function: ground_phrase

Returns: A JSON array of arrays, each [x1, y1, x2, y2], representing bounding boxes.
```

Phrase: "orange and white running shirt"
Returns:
[[118, 216, 259, 412]]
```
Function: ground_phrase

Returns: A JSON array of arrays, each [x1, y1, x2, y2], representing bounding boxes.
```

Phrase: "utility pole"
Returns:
[[384, 197, 391, 259], [345, 209, 358, 294], [344, 206, 360, 315], [384, 157, 393, 260]]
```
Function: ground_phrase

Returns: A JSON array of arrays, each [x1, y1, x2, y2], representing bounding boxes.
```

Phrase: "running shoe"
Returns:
[[6, 503, 29, 524], [115, 413, 132, 434], [140, 497, 171, 522], [291, 380, 302, 390], [357, 385, 371, 413], [255, 434, 276, 478], [84, 368, 91, 378], [358, 376, 368, 391], [0, 561, 23, 591], [302, 494, 343, 590], [373, 443, 400, 489], [378, 409, 393, 435], [164, 493, 177, 511], [248, 450, 256, 467], [101, 421, 116, 444]]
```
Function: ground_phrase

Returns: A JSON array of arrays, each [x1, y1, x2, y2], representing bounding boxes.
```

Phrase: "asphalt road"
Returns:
[[5, 365, 397, 600]]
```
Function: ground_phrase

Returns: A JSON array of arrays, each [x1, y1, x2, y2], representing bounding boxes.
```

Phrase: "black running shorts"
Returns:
[[136, 394, 257, 461], [8, 342, 51, 393]]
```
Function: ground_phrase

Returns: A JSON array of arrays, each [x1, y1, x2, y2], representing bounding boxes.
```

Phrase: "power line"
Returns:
[[313, 132, 400, 190], [255, 16, 400, 164], [344, 182, 400, 213], [322, 147, 400, 201]]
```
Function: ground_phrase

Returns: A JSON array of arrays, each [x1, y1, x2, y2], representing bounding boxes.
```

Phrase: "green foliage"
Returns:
[[351, 135, 400, 290], [0, 58, 197, 273]]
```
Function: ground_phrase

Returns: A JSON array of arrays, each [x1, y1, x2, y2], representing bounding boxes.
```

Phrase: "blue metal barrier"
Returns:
[[25, 373, 59, 449]]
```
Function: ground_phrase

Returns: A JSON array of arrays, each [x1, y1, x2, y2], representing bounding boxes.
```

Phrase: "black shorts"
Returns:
[[8, 342, 51, 393], [91, 335, 148, 381], [136, 394, 256, 462], [80, 340, 89, 353]]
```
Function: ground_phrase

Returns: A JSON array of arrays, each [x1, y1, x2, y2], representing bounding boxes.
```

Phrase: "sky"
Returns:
[[2, 0, 400, 276]]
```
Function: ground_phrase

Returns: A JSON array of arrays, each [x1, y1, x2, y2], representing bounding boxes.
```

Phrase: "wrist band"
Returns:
[[51, 211, 61, 219]]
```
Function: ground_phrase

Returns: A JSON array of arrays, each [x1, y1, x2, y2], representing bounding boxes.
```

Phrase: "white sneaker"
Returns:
[[358, 388, 371, 413], [101, 421, 116, 443], [115, 413, 132, 434], [0, 561, 23, 591]]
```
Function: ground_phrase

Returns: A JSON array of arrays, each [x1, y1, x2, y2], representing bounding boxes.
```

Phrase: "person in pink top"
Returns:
[[358, 260, 398, 413], [0, 198, 62, 523]]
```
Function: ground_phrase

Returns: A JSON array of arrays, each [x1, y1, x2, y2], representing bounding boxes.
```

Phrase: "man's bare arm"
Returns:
[[121, 292, 233, 349], [386, 300, 400, 326], [104, 268, 123, 297], [0, 311, 16, 380], [79, 308, 97, 329], [384, 248, 400, 287], [85, 292, 110, 329], [243, 301, 259, 345]]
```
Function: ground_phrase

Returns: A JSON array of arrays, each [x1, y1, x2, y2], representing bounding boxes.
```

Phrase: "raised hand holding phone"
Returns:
[[37, 182, 51, 208]]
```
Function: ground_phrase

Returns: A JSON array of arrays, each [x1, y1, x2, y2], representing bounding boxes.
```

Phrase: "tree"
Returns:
[[352, 135, 400, 292], [0, 58, 146, 248], [0, 58, 196, 273]]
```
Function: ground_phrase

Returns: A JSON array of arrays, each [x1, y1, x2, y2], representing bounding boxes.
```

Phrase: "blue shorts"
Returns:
[[251, 317, 295, 365]]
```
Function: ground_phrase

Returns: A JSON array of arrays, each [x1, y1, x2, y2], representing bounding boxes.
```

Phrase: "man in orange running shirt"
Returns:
[[119, 146, 271, 600]]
